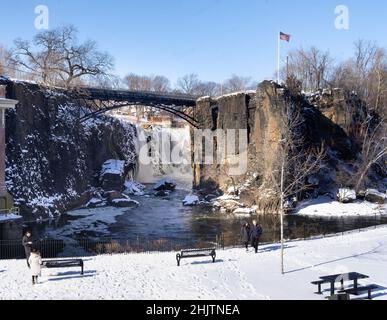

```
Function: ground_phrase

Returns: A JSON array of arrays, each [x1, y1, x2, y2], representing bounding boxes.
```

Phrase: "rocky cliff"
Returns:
[[4, 80, 138, 219], [192, 81, 384, 213]]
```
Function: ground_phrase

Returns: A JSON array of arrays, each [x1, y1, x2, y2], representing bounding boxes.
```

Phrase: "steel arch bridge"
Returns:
[[66, 87, 199, 127]]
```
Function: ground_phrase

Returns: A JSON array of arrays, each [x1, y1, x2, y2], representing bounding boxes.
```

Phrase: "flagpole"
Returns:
[[277, 31, 280, 84]]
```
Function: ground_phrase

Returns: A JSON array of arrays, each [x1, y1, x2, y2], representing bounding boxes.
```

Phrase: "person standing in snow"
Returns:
[[240, 222, 251, 251], [28, 249, 42, 285], [250, 220, 263, 254], [22, 231, 34, 268]]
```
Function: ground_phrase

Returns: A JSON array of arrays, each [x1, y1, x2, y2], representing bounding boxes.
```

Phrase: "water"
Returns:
[[23, 187, 387, 247]]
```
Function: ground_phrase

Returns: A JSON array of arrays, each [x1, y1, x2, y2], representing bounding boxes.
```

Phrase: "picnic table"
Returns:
[[312, 272, 369, 296]]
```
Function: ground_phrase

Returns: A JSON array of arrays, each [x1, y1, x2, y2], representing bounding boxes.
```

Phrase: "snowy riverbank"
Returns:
[[295, 196, 387, 217], [1, 226, 387, 300]]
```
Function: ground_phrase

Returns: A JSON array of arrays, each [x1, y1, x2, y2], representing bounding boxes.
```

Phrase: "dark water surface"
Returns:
[[25, 188, 387, 244]]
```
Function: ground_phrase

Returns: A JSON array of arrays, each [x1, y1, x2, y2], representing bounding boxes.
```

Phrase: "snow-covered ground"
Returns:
[[296, 196, 387, 217], [1, 226, 387, 300]]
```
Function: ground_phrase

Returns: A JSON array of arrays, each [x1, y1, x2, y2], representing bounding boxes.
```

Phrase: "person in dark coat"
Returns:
[[240, 222, 251, 251], [250, 220, 263, 253], [22, 231, 34, 268]]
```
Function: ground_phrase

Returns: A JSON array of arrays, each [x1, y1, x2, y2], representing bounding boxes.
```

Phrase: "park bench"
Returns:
[[339, 285, 379, 300], [42, 259, 84, 275], [176, 248, 216, 266]]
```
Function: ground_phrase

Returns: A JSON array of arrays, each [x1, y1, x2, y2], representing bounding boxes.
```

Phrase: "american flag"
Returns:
[[280, 32, 291, 42]]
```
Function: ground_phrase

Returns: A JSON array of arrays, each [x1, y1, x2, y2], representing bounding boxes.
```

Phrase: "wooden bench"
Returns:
[[176, 248, 216, 266], [339, 285, 379, 300], [42, 259, 84, 275]]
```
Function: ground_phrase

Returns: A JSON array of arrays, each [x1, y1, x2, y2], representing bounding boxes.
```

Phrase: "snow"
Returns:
[[337, 188, 357, 203], [233, 207, 257, 216], [46, 207, 129, 242], [1, 227, 387, 300], [296, 196, 387, 217], [124, 181, 146, 196], [182, 195, 200, 206], [100, 160, 126, 176], [85, 198, 106, 208], [0, 214, 22, 222]]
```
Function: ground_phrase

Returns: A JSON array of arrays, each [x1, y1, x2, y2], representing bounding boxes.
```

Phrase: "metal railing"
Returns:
[[1, 214, 386, 260], [0, 235, 220, 260], [0, 207, 21, 216]]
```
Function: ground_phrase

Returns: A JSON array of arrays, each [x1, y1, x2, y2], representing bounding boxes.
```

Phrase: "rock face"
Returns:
[[192, 81, 378, 214], [4, 80, 138, 218], [305, 89, 367, 139]]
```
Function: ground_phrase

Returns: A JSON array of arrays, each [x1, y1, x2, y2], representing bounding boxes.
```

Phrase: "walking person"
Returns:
[[250, 220, 263, 253], [22, 231, 34, 268], [240, 222, 251, 251], [28, 248, 42, 285]]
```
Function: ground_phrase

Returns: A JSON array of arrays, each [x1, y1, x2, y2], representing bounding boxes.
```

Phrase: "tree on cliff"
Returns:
[[353, 116, 387, 191], [283, 47, 333, 91], [331, 40, 387, 119], [11, 25, 114, 88]]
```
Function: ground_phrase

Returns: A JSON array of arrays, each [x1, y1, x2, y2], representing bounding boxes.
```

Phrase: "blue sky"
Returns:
[[0, 0, 386, 84]]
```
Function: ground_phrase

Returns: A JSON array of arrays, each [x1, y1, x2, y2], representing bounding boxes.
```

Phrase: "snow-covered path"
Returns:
[[1, 227, 387, 300]]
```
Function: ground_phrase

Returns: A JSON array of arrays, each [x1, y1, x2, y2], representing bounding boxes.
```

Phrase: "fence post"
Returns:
[[137, 235, 140, 253], [342, 217, 344, 236]]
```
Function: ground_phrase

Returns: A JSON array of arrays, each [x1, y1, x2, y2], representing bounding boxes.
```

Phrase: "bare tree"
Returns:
[[331, 40, 387, 117], [151, 75, 171, 93], [0, 46, 17, 76], [124, 73, 171, 93], [284, 47, 333, 91], [267, 99, 326, 274], [223, 74, 253, 93], [176, 73, 200, 95], [195, 81, 221, 97], [12, 25, 114, 87], [353, 116, 387, 191], [270, 104, 326, 202]]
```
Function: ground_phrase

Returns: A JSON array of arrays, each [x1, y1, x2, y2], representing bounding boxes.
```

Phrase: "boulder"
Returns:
[[154, 190, 170, 197], [365, 189, 386, 204], [100, 160, 126, 191], [86, 198, 106, 208], [337, 188, 357, 203], [111, 198, 139, 208], [153, 179, 176, 191], [183, 195, 200, 206], [105, 191, 123, 204], [124, 181, 146, 196]]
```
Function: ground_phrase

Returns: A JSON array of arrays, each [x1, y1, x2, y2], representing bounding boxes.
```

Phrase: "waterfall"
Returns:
[[135, 125, 193, 189]]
